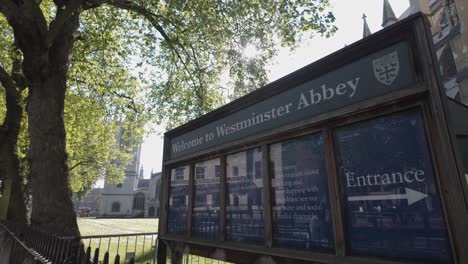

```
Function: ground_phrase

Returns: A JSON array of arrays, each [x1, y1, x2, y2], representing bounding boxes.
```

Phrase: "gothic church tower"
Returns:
[[100, 128, 142, 217]]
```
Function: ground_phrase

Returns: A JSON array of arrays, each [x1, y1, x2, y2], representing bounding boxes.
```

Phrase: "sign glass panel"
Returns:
[[168, 165, 190, 235], [334, 111, 452, 263], [457, 136, 468, 174], [270, 134, 334, 251], [192, 158, 221, 240], [226, 148, 264, 242]]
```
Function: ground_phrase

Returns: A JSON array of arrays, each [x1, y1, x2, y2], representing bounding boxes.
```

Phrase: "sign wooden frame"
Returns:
[[157, 14, 468, 264]]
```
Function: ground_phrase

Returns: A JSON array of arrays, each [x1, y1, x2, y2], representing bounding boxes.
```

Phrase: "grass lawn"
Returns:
[[78, 217, 159, 235]]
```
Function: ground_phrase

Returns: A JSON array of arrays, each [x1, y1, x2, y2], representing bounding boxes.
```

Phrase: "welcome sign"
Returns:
[[170, 41, 415, 159]]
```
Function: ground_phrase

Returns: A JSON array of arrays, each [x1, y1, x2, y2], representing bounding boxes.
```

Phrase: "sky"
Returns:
[[138, 0, 410, 177]]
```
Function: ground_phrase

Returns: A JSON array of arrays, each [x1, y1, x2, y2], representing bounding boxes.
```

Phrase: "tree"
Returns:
[[0, 8, 146, 222], [0, 0, 336, 236]]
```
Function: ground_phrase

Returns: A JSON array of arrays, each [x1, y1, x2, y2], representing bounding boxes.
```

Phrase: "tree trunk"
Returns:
[[28, 79, 79, 236], [0, 80, 27, 223], [26, 12, 81, 237]]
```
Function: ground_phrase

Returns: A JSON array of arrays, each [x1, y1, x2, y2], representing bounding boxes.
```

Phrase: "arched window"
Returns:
[[439, 45, 457, 81], [111, 202, 120, 212], [440, 12, 449, 29], [133, 193, 145, 210], [148, 206, 155, 217]]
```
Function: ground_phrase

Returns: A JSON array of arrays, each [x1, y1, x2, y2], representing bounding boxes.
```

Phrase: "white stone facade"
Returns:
[[99, 169, 161, 218], [99, 134, 161, 217]]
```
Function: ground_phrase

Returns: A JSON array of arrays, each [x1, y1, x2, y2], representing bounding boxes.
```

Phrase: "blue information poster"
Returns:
[[192, 159, 221, 240], [270, 134, 334, 251], [226, 148, 264, 242], [167, 166, 189, 235], [334, 111, 452, 263]]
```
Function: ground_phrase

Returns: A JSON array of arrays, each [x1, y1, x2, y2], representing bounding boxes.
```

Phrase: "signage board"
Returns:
[[159, 15, 468, 264], [170, 42, 415, 159]]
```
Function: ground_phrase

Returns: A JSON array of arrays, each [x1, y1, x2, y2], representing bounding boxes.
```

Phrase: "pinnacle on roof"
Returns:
[[362, 13, 372, 38], [382, 0, 398, 27]]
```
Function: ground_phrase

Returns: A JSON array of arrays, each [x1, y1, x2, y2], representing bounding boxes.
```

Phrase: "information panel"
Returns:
[[167, 166, 190, 235], [270, 134, 334, 251], [192, 159, 221, 240], [334, 111, 452, 263], [226, 148, 264, 242]]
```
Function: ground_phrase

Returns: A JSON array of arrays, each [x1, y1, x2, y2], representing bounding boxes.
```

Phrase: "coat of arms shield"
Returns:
[[373, 51, 400, 85]]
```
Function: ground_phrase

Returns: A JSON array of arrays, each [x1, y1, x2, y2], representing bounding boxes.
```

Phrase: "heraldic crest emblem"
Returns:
[[373, 51, 400, 85]]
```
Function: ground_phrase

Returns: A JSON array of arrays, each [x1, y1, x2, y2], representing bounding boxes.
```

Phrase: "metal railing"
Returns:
[[0, 221, 50, 264], [0, 220, 158, 264], [80, 232, 158, 264], [0, 220, 232, 264], [1, 220, 80, 263]]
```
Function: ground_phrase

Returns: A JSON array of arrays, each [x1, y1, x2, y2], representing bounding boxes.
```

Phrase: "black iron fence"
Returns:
[[0, 221, 50, 264], [0, 220, 232, 264], [0, 220, 158, 264], [2, 220, 82, 263], [80, 233, 158, 264]]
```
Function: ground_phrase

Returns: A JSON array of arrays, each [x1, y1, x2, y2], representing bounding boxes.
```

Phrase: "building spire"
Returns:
[[139, 165, 144, 179], [382, 0, 398, 27], [362, 14, 371, 38]]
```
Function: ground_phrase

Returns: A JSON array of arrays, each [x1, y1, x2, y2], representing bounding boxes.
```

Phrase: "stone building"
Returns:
[[98, 129, 162, 218], [99, 160, 161, 218], [364, 0, 468, 103]]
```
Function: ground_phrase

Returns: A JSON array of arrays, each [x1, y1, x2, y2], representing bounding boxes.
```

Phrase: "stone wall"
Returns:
[[452, 0, 468, 102]]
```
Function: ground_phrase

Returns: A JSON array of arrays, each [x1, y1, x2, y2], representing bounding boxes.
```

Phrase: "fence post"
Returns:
[[52, 236, 59, 262], [85, 246, 91, 264], [93, 247, 100, 264], [114, 254, 120, 264], [10, 239, 17, 263], [46, 235, 52, 258], [39, 234, 45, 255], [103, 251, 109, 264], [156, 238, 167, 264]]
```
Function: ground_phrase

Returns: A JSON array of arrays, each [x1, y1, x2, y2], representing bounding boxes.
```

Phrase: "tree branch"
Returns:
[[111, 91, 139, 114], [68, 159, 96, 172], [83, 0, 107, 10], [0, 64, 17, 95], [105, 0, 199, 89], [0, 63, 21, 147], [11, 48, 28, 92], [0, 0, 19, 21], [1, 0, 48, 81], [47, 0, 84, 47]]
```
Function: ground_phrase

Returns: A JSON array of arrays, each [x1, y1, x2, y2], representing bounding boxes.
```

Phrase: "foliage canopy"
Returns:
[[0, 0, 336, 233]]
